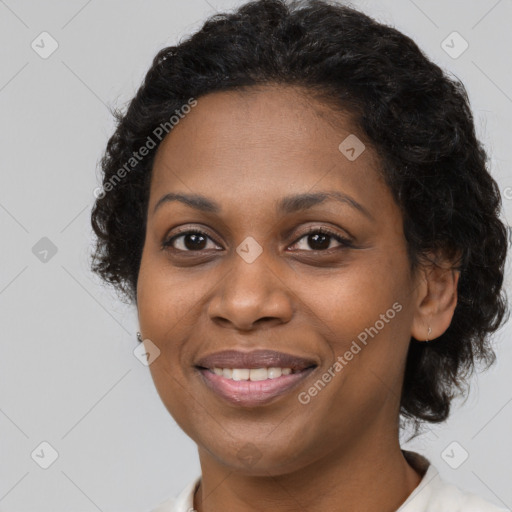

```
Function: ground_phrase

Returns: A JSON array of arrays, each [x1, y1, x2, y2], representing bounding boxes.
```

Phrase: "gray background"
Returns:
[[0, 0, 511, 510]]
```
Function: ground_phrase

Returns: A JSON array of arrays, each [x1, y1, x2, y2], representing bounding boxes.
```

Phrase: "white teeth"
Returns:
[[232, 369, 250, 381], [211, 367, 294, 381], [249, 368, 267, 381], [267, 367, 282, 379]]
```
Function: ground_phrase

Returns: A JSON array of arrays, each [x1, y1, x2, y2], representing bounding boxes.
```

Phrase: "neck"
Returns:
[[193, 428, 422, 512]]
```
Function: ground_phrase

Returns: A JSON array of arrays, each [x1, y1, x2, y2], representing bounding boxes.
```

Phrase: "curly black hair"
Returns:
[[90, 0, 509, 430]]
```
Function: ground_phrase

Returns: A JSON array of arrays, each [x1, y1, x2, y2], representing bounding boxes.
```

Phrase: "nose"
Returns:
[[207, 248, 294, 331]]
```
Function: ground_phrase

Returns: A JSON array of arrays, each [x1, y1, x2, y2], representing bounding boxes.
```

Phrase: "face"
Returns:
[[137, 85, 423, 476]]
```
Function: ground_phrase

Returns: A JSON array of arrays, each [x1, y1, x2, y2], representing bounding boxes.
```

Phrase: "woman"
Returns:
[[90, 0, 509, 510]]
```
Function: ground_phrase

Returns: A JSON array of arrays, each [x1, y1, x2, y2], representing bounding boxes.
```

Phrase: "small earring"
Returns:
[[136, 331, 143, 342], [425, 326, 432, 343]]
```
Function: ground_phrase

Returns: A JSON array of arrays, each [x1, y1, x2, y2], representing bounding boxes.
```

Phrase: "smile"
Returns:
[[198, 366, 316, 406]]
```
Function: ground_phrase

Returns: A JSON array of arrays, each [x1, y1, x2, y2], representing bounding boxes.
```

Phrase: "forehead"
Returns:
[[149, 85, 390, 217]]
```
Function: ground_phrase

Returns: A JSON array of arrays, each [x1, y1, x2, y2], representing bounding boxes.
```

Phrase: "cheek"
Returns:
[[146, 360, 209, 446], [137, 258, 198, 428], [137, 251, 210, 339], [303, 257, 404, 336], [301, 251, 412, 392]]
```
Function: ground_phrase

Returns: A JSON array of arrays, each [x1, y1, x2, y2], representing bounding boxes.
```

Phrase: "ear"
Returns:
[[411, 252, 460, 342]]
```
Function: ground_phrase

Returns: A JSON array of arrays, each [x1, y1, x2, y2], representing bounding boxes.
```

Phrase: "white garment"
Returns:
[[150, 451, 509, 512]]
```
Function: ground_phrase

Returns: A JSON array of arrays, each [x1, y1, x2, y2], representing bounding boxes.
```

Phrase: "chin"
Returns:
[[197, 434, 313, 477]]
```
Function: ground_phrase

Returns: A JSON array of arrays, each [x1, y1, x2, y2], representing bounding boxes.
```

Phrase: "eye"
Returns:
[[162, 226, 353, 254], [289, 227, 353, 252], [162, 229, 222, 252]]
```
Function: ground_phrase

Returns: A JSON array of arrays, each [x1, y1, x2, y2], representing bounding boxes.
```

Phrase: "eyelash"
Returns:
[[162, 226, 353, 254]]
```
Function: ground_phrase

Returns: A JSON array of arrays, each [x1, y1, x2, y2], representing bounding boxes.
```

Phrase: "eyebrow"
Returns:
[[153, 191, 374, 220]]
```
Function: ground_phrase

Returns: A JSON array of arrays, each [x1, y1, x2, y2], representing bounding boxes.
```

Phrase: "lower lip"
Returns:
[[198, 367, 316, 407]]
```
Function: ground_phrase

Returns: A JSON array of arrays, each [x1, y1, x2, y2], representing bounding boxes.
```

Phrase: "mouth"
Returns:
[[195, 349, 318, 407]]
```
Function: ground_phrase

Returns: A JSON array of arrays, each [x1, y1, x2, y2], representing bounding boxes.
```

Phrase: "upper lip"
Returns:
[[195, 349, 318, 372]]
